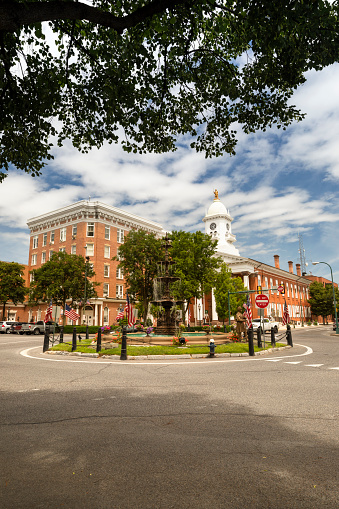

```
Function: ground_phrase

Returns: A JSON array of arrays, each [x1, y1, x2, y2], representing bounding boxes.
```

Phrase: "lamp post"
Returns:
[[198, 303, 201, 326], [312, 262, 339, 334]]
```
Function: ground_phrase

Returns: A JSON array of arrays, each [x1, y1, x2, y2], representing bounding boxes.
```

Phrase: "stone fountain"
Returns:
[[152, 233, 182, 336]]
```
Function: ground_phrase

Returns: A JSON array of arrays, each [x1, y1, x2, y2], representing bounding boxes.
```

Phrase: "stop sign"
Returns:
[[255, 294, 269, 308]]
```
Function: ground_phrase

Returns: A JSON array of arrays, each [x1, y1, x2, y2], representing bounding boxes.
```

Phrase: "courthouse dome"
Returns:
[[206, 190, 227, 217]]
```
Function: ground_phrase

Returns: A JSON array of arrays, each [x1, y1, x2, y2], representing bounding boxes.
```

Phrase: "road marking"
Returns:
[[284, 361, 303, 364], [265, 359, 282, 362], [305, 364, 324, 367], [19, 343, 314, 366], [329, 367, 339, 370]]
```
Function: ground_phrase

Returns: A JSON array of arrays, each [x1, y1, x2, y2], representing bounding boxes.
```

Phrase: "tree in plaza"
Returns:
[[0, 262, 28, 319], [114, 230, 164, 324], [170, 230, 221, 315], [214, 263, 246, 325], [29, 252, 98, 323], [308, 281, 334, 324], [1, 1, 339, 180]]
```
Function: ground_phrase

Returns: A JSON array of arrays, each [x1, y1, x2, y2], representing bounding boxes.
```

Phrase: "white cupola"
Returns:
[[202, 190, 240, 256]]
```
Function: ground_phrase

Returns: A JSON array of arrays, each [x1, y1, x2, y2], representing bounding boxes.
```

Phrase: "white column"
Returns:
[[94, 304, 98, 326], [211, 288, 217, 321], [243, 275, 250, 289]]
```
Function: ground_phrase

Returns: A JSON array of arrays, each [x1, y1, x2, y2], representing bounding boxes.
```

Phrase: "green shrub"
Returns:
[[307, 320, 312, 326], [313, 320, 318, 325]]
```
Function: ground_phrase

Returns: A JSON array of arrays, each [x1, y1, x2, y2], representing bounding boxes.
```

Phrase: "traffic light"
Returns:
[[281, 284, 285, 295], [257, 285, 262, 294]]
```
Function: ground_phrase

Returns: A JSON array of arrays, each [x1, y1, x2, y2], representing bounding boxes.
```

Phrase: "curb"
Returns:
[[46, 345, 291, 360]]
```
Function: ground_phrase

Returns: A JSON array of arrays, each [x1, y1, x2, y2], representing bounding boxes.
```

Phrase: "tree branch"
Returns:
[[0, 0, 191, 33]]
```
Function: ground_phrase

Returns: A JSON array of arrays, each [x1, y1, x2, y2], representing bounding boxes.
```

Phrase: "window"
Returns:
[[105, 226, 110, 240], [116, 248, 122, 261], [103, 283, 109, 297], [30, 272, 34, 282], [49, 250, 54, 260], [33, 235, 38, 249], [60, 227, 66, 242], [71, 245, 76, 255], [116, 267, 124, 279], [86, 243, 94, 256], [117, 228, 124, 243], [50, 230, 55, 244], [87, 222, 94, 237], [59, 247, 66, 253], [276, 279, 279, 294], [72, 224, 77, 237], [270, 278, 273, 289], [116, 285, 123, 298], [103, 306, 109, 324], [265, 277, 268, 289], [42, 233, 47, 247], [257, 275, 261, 287], [104, 265, 110, 277], [41, 252, 46, 263], [31, 254, 37, 265], [286, 283, 290, 297], [295, 285, 298, 299], [104, 245, 110, 258], [291, 284, 294, 298]]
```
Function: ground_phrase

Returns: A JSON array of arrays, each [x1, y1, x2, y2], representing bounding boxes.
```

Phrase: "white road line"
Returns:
[[329, 367, 339, 370], [285, 361, 303, 364], [265, 359, 282, 362], [19, 343, 314, 366], [305, 364, 324, 367]]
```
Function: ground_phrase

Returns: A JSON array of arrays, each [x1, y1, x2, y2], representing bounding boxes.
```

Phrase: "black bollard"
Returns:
[[59, 326, 64, 344], [286, 324, 293, 347], [187, 323, 191, 331], [71, 327, 77, 352], [270, 327, 276, 347], [248, 327, 254, 356], [96, 327, 102, 353], [257, 328, 262, 348], [43, 329, 50, 352], [120, 326, 127, 360], [86, 325, 89, 340]]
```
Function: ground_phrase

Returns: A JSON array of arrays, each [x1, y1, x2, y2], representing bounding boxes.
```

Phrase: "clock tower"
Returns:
[[202, 190, 240, 256]]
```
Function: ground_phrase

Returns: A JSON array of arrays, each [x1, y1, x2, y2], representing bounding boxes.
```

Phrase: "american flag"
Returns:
[[244, 294, 252, 328], [116, 310, 124, 321], [188, 310, 191, 325], [125, 292, 136, 327], [65, 304, 80, 322], [44, 300, 53, 323], [282, 301, 290, 325]]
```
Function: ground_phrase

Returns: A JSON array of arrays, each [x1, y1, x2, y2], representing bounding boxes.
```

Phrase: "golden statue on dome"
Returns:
[[214, 189, 219, 200]]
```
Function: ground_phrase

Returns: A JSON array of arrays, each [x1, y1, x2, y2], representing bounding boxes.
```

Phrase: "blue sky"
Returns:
[[1, 63, 339, 283]]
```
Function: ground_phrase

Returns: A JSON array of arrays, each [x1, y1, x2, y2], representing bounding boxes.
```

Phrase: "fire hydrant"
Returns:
[[209, 338, 215, 357]]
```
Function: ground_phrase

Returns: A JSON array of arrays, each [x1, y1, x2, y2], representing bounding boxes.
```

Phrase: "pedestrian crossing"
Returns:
[[265, 359, 338, 371]]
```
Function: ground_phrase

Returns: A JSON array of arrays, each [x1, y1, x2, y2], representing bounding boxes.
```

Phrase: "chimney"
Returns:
[[274, 255, 280, 269], [296, 263, 301, 276], [288, 261, 293, 274]]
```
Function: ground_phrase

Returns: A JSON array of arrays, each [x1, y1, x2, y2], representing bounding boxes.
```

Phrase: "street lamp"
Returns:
[[312, 262, 339, 334], [198, 303, 201, 326]]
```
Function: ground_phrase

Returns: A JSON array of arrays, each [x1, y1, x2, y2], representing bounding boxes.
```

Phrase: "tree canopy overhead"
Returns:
[[1, 0, 338, 180]]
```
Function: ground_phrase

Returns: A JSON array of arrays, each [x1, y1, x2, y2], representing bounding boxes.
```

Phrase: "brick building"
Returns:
[[24, 200, 164, 325]]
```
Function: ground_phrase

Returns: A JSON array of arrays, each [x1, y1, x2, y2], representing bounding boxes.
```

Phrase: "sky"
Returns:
[[1, 62, 339, 283]]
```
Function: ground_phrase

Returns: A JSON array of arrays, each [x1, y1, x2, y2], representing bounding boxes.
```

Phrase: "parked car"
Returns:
[[251, 318, 280, 333], [0, 321, 19, 334], [10, 322, 28, 334], [19, 320, 60, 335]]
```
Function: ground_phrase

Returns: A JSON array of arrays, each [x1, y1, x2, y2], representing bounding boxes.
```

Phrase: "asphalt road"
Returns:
[[0, 327, 338, 509]]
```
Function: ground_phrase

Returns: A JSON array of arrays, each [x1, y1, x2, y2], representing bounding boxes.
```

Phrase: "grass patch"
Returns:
[[51, 340, 285, 356]]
